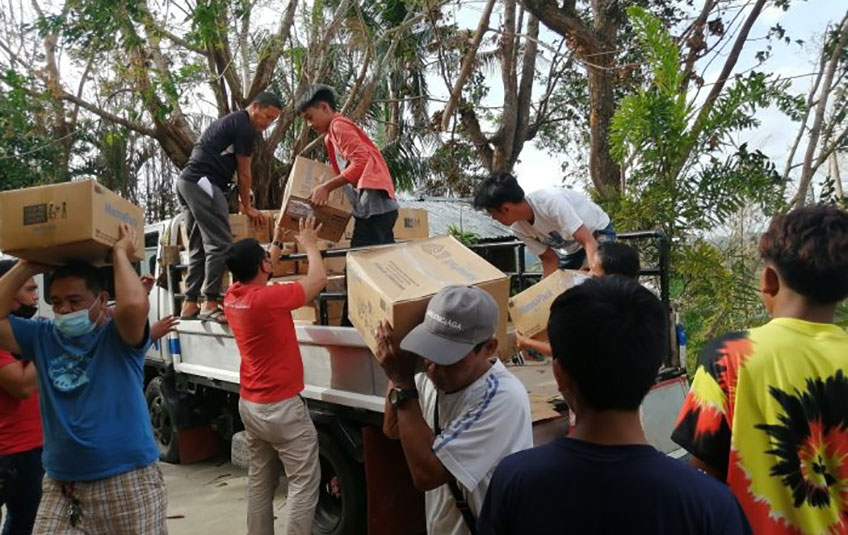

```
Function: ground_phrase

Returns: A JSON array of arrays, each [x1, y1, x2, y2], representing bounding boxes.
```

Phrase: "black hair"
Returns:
[[49, 262, 104, 296], [472, 171, 525, 211], [0, 259, 16, 278], [226, 239, 267, 284], [758, 205, 848, 304], [251, 91, 283, 110], [598, 242, 641, 280], [296, 84, 337, 113], [548, 276, 666, 411]]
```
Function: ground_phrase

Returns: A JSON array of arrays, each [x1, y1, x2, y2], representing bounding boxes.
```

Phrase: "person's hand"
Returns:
[[241, 205, 265, 226], [113, 223, 138, 258], [294, 216, 323, 250], [272, 221, 293, 244], [374, 320, 417, 387], [515, 334, 530, 350], [310, 184, 330, 207], [140, 274, 155, 295], [151, 315, 180, 342], [17, 259, 51, 275]]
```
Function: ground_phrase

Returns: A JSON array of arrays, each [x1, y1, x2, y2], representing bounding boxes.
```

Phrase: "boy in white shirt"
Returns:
[[473, 171, 614, 277], [374, 286, 533, 535]]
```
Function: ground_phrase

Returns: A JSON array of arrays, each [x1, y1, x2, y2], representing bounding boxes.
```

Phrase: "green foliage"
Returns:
[[447, 225, 478, 246]]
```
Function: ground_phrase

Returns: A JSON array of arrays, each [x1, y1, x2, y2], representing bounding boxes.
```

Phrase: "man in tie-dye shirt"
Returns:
[[672, 205, 848, 535]]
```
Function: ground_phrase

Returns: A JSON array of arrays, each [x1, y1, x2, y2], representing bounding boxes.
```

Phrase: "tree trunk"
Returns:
[[586, 57, 620, 196]]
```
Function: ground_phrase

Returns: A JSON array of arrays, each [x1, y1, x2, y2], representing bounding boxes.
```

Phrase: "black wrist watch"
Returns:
[[271, 240, 285, 249], [388, 387, 419, 408]]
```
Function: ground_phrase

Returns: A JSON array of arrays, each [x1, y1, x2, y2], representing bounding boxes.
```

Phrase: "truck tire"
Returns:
[[145, 377, 181, 464], [313, 429, 365, 535]]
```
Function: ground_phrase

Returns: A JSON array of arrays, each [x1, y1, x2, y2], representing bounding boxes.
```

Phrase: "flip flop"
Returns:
[[198, 308, 228, 325]]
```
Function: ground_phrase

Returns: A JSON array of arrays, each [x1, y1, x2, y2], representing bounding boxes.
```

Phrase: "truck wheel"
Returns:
[[312, 430, 365, 535], [145, 377, 181, 464]]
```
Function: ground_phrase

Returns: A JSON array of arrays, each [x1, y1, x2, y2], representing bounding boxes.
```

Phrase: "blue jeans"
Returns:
[[0, 447, 43, 535], [558, 222, 617, 270]]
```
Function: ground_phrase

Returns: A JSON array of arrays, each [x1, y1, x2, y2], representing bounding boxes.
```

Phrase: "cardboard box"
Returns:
[[0, 180, 144, 265], [394, 208, 429, 241], [229, 214, 270, 243], [507, 270, 590, 338], [271, 242, 298, 277], [269, 276, 344, 325], [346, 235, 510, 358], [278, 157, 352, 242], [325, 274, 346, 293], [297, 240, 350, 275]]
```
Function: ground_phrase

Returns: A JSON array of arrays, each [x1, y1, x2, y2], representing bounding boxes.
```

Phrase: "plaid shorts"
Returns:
[[33, 463, 168, 535]]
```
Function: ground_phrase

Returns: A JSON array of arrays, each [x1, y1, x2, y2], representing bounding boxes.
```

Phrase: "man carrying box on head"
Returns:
[[177, 92, 283, 324], [473, 172, 614, 277], [223, 217, 325, 535], [375, 286, 533, 535], [0, 224, 167, 534], [297, 84, 399, 247]]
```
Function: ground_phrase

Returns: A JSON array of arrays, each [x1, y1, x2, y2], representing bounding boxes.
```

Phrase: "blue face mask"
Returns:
[[54, 300, 100, 338]]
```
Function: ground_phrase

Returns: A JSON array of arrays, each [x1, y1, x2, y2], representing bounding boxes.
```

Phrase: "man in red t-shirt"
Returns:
[[0, 259, 43, 534], [224, 217, 326, 535]]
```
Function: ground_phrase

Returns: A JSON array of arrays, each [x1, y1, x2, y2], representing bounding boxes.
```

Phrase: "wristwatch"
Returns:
[[388, 387, 419, 408], [271, 240, 285, 249]]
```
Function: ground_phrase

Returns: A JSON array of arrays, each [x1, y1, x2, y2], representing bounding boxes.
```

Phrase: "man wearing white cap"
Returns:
[[375, 285, 532, 535]]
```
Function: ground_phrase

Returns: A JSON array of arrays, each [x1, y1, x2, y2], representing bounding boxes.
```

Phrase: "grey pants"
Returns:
[[176, 178, 232, 300]]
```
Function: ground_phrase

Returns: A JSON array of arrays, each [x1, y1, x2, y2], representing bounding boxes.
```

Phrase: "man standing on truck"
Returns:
[[672, 206, 848, 535], [473, 171, 613, 277], [223, 217, 325, 535], [476, 276, 751, 535], [177, 91, 283, 325], [375, 286, 533, 535], [0, 224, 167, 534], [0, 259, 43, 535]]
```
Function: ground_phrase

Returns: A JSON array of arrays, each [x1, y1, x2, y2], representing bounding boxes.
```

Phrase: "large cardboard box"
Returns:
[[394, 209, 429, 241], [229, 214, 270, 243], [269, 276, 344, 325], [279, 157, 351, 242], [347, 235, 510, 358], [0, 180, 144, 265], [297, 239, 350, 275], [508, 270, 590, 338]]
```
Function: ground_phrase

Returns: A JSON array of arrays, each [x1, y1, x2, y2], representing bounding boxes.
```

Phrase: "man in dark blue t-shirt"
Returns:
[[177, 91, 282, 324], [477, 277, 752, 535]]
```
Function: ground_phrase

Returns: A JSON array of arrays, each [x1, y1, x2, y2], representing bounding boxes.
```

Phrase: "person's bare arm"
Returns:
[[236, 154, 263, 224], [374, 320, 450, 491], [293, 217, 327, 302], [382, 380, 400, 439], [0, 262, 44, 355], [516, 334, 552, 356], [310, 176, 348, 207], [573, 224, 601, 276], [0, 361, 36, 399], [113, 223, 150, 347], [539, 248, 560, 278]]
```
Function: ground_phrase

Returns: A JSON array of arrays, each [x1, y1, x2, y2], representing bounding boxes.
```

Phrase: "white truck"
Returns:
[[135, 215, 688, 535]]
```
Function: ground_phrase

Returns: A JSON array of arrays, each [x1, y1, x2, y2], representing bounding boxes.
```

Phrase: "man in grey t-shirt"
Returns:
[[176, 92, 281, 323]]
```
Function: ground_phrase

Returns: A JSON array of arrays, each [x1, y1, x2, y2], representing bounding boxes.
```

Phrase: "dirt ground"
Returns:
[[163, 458, 288, 535]]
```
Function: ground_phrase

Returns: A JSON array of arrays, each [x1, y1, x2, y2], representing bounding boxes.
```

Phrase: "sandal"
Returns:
[[198, 308, 228, 325]]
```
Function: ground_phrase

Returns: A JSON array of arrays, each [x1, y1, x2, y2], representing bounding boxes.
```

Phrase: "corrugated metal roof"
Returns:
[[397, 198, 513, 241]]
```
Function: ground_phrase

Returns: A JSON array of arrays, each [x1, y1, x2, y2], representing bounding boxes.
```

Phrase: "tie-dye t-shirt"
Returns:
[[672, 318, 848, 535]]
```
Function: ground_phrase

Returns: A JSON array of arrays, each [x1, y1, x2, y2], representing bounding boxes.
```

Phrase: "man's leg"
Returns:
[[31, 476, 75, 535], [268, 398, 320, 535], [350, 210, 398, 248], [176, 179, 205, 316], [559, 248, 586, 270], [240, 399, 284, 535], [2, 447, 43, 535]]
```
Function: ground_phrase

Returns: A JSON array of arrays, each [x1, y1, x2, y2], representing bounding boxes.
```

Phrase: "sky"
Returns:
[[430, 0, 846, 195]]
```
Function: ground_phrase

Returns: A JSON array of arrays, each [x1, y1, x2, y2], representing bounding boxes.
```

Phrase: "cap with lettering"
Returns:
[[400, 285, 499, 365]]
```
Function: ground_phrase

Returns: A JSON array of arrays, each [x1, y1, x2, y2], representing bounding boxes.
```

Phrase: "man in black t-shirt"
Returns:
[[176, 92, 282, 323], [477, 277, 752, 535]]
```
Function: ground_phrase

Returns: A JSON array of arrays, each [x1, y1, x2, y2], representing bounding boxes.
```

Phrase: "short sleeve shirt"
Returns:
[[223, 281, 307, 403], [181, 110, 256, 189], [672, 318, 848, 535], [8, 316, 158, 481], [477, 438, 752, 535], [415, 360, 533, 535], [511, 188, 610, 255], [0, 350, 42, 455]]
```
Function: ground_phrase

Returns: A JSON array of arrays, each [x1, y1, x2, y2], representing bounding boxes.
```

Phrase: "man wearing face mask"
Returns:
[[0, 224, 166, 534], [376, 286, 533, 535], [0, 259, 43, 535]]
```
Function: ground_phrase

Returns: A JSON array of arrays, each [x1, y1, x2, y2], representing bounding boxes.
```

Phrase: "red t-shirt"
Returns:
[[0, 350, 43, 454], [224, 281, 307, 403]]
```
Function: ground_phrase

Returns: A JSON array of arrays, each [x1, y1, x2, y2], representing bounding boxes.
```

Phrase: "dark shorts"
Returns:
[[558, 222, 616, 270], [350, 210, 399, 248]]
